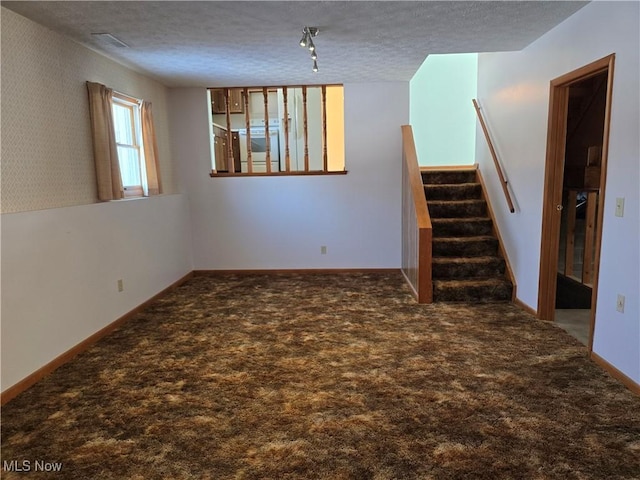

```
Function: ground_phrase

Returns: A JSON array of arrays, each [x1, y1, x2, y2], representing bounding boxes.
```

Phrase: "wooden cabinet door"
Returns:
[[214, 135, 228, 171], [228, 90, 244, 114], [211, 89, 244, 114], [211, 89, 225, 114], [231, 132, 241, 172]]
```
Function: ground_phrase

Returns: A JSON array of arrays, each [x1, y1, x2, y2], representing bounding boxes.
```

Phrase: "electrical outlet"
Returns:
[[117, 279, 124, 292], [616, 294, 625, 313], [320, 246, 327, 255], [615, 197, 625, 217]]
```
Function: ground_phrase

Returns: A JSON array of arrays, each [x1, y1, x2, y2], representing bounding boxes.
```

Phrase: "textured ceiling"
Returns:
[[2, 1, 588, 87]]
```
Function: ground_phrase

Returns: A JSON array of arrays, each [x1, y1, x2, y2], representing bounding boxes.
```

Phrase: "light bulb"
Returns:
[[308, 37, 315, 52], [311, 50, 317, 60], [312, 60, 318, 72]]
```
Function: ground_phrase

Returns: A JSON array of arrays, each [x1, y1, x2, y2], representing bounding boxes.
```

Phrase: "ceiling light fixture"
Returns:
[[299, 26, 319, 72]]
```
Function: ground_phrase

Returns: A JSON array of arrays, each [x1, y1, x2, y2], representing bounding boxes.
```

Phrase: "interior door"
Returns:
[[537, 54, 615, 351]]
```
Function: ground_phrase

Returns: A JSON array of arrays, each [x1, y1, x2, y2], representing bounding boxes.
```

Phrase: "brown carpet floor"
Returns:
[[2, 272, 639, 479]]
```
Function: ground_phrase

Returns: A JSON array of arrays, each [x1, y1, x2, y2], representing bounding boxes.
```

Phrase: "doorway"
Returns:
[[537, 54, 615, 351]]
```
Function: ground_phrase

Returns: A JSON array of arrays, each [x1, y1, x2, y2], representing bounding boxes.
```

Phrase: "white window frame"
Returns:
[[112, 93, 147, 198]]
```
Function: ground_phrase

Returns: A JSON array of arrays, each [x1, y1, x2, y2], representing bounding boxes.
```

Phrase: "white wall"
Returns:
[[170, 83, 409, 269], [476, 1, 639, 383], [410, 53, 478, 166], [1, 9, 194, 392], [1, 195, 194, 390]]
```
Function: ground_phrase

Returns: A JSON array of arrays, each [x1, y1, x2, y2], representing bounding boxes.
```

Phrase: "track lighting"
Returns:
[[299, 26, 320, 72]]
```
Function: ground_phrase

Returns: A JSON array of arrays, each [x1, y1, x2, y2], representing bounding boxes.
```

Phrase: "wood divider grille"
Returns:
[[209, 84, 345, 177], [243, 87, 252, 173]]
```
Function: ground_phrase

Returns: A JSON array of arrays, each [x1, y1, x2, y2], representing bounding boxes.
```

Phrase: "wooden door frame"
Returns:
[[537, 54, 615, 352]]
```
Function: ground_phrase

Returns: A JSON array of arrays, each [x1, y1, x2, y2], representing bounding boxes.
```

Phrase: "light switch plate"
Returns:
[[615, 197, 625, 217], [616, 294, 625, 313]]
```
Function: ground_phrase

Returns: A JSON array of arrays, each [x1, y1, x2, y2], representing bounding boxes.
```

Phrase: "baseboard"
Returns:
[[514, 297, 538, 316], [512, 298, 638, 395], [510, 300, 638, 396], [400, 268, 419, 301], [4, 269, 637, 403], [475, 167, 517, 299], [194, 268, 400, 275], [590, 352, 640, 396], [1, 271, 194, 406]]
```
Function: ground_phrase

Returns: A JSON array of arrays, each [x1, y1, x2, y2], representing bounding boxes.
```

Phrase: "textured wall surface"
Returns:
[[0, 8, 175, 213]]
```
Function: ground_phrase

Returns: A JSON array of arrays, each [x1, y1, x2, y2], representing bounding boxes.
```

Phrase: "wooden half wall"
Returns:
[[401, 125, 433, 303]]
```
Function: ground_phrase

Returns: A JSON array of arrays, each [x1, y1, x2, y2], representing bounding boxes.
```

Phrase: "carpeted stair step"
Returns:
[[424, 183, 482, 201], [433, 236, 499, 257], [423, 167, 513, 303], [427, 200, 486, 218], [431, 217, 494, 237], [432, 256, 506, 280], [421, 170, 476, 185], [433, 278, 513, 302]]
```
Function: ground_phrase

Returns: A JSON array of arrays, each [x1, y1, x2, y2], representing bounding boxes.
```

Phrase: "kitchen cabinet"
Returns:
[[213, 124, 240, 172], [211, 88, 244, 114]]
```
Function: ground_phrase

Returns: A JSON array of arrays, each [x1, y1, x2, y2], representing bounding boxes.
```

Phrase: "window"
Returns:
[[208, 85, 345, 177], [112, 94, 145, 197], [86, 81, 162, 202]]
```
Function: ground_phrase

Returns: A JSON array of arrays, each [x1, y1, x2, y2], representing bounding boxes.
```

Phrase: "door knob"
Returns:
[[556, 204, 563, 211]]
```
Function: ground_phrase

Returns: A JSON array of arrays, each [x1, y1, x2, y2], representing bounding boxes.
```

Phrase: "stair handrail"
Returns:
[[472, 99, 516, 213], [401, 125, 433, 303]]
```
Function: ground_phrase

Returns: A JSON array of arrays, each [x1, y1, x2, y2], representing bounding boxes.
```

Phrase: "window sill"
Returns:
[[209, 170, 348, 178]]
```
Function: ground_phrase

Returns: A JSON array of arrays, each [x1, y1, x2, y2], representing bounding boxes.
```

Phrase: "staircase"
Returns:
[[422, 168, 513, 302]]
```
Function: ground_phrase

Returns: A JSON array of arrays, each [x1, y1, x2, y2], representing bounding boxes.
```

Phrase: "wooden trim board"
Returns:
[[401, 125, 433, 304], [195, 269, 400, 276], [513, 297, 537, 317], [1, 272, 194, 406], [590, 352, 640, 396], [400, 269, 420, 300], [4, 266, 637, 404], [420, 165, 478, 171], [475, 167, 517, 301], [538, 54, 614, 329]]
